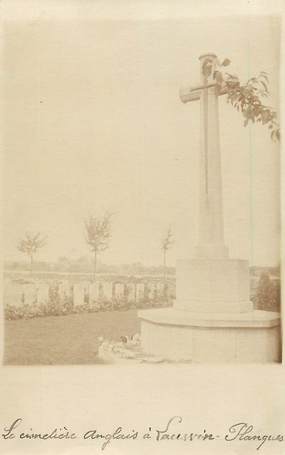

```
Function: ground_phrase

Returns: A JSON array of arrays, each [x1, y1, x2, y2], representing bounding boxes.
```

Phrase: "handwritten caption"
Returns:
[[1, 416, 284, 451]]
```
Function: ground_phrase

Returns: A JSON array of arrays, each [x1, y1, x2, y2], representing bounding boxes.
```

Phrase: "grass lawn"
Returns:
[[4, 309, 140, 365]]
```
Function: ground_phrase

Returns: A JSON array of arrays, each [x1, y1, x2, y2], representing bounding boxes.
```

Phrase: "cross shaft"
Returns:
[[179, 53, 228, 259]]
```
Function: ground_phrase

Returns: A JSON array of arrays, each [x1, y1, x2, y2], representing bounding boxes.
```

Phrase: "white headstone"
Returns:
[[126, 283, 136, 303], [147, 282, 157, 300], [23, 284, 37, 305], [156, 282, 165, 297], [89, 282, 100, 302], [61, 280, 71, 295], [136, 283, 145, 302], [4, 282, 23, 307], [73, 283, 85, 307], [114, 282, 125, 299], [167, 281, 175, 299], [101, 282, 113, 301], [57, 282, 65, 303], [37, 282, 49, 306]]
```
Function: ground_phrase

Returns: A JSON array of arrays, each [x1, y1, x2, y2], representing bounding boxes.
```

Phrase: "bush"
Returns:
[[254, 273, 280, 312]]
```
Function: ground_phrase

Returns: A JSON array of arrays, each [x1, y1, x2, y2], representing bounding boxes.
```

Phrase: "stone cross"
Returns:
[[179, 53, 228, 259]]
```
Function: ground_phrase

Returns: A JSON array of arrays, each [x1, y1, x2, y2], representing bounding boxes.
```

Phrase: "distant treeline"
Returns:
[[4, 258, 279, 279], [4, 257, 175, 276]]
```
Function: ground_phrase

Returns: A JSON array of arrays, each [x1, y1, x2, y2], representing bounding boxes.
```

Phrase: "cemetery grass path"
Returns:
[[4, 310, 140, 365]]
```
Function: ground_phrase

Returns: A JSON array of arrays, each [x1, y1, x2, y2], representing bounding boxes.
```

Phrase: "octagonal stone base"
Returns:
[[139, 308, 281, 363]]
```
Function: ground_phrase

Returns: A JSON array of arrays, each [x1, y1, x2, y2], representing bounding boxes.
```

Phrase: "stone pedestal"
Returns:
[[139, 308, 281, 363], [176, 258, 252, 313], [139, 256, 281, 363]]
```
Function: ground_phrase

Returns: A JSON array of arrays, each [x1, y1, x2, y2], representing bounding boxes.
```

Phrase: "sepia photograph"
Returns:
[[2, 13, 281, 365]]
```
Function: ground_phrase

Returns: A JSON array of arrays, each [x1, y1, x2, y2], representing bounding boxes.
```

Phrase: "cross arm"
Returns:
[[179, 83, 228, 104], [180, 86, 201, 103]]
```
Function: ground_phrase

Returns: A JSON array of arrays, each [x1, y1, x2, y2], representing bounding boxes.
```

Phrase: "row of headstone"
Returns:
[[4, 280, 175, 308], [72, 281, 169, 306]]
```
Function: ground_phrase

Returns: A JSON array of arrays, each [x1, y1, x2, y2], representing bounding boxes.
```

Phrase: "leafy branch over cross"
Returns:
[[202, 56, 280, 142]]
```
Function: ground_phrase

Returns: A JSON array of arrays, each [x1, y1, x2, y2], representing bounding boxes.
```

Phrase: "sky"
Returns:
[[2, 15, 280, 266]]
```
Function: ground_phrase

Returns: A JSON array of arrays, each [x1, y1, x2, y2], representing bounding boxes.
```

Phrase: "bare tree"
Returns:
[[17, 232, 47, 273], [161, 226, 174, 285], [84, 212, 113, 282]]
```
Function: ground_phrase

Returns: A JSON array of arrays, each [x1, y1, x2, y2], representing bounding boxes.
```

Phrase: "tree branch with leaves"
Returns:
[[201, 55, 280, 141]]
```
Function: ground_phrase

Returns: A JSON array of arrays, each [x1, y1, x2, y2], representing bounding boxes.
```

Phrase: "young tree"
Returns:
[[84, 212, 113, 282], [201, 56, 280, 141], [161, 226, 174, 285], [17, 232, 47, 273]]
